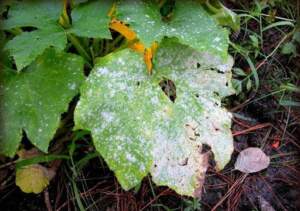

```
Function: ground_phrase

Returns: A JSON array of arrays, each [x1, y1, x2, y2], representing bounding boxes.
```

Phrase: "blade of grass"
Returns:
[[16, 155, 69, 169]]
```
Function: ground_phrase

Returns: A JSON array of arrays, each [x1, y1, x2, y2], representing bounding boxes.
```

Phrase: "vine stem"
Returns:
[[67, 34, 92, 67]]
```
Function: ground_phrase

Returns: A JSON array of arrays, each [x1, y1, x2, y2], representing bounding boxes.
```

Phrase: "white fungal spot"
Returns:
[[101, 111, 115, 123]]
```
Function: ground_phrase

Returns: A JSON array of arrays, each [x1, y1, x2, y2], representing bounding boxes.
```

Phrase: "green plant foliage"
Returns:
[[203, 0, 240, 32], [69, 0, 112, 39], [3, 0, 65, 70], [4, 27, 67, 71], [3, 0, 112, 70], [0, 48, 84, 157], [117, 0, 229, 59], [0, 0, 238, 197], [2, 0, 62, 29], [73, 0, 89, 5], [74, 39, 234, 197]]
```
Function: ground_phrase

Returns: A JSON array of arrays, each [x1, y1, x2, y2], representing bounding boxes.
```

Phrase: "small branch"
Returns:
[[44, 188, 53, 211], [232, 123, 272, 136]]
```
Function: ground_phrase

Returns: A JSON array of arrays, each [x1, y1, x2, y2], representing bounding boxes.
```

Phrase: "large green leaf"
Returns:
[[2, 0, 62, 29], [2, 0, 65, 71], [0, 48, 84, 157], [74, 39, 234, 197], [117, 0, 229, 59], [69, 0, 112, 39], [4, 27, 67, 71], [3, 0, 113, 70]]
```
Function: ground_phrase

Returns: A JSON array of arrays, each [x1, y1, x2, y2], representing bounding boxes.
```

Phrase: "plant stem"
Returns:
[[67, 34, 92, 66]]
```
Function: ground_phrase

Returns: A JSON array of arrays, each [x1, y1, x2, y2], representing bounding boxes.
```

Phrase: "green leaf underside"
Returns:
[[0, 48, 84, 157], [3, 0, 112, 70], [74, 39, 234, 197], [117, 0, 229, 60], [5, 27, 67, 70], [69, 0, 112, 39]]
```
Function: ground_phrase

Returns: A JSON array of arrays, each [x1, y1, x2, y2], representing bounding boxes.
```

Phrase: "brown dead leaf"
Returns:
[[234, 147, 270, 173]]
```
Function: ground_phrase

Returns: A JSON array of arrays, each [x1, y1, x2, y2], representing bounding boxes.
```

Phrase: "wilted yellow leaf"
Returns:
[[16, 164, 54, 194]]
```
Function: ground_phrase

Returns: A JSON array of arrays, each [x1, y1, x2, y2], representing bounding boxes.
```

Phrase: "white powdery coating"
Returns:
[[74, 47, 235, 196], [151, 128, 208, 196], [195, 96, 233, 169], [101, 111, 115, 123]]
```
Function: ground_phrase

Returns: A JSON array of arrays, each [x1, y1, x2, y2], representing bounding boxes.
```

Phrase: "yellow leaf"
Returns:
[[16, 164, 54, 194]]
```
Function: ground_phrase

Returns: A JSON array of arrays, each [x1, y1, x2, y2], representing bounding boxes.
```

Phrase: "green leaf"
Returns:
[[233, 68, 247, 77], [279, 100, 300, 107], [293, 31, 300, 43], [117, 0, 229, 60], [73, 0, 89, 5], [5, 27, 67, 71], [3, 0, 113, 70], [203, 0, 240, 31], [281, 42, 296, 55], [2, 0, 62, 29], [0, 0, 17, 16], [0, 48, 84, 157], [3, 0, 65, 70], [232, 79, 242, 95], [246, 79, 252, 91], [74, 39, 234, 197], [69, 0, 112, 39], [249, 35, 259, 48]]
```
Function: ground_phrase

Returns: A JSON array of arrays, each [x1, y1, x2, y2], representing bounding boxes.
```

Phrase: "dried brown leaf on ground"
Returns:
[[234, 147, 270, 173]]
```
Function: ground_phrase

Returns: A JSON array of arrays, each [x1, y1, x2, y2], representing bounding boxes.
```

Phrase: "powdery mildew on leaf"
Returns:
[[74, 39, 235, 197], [0, 48, 84, 157], [117, 0, 229, 60], [154, 39, 235, 170]]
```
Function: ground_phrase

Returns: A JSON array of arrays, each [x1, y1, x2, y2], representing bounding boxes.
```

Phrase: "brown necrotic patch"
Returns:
[[159, 78, 176, 102]]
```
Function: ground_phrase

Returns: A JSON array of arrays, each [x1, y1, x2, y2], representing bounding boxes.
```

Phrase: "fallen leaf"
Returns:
[[234, 147, 270, 173], [16, 164, 55, 194]]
